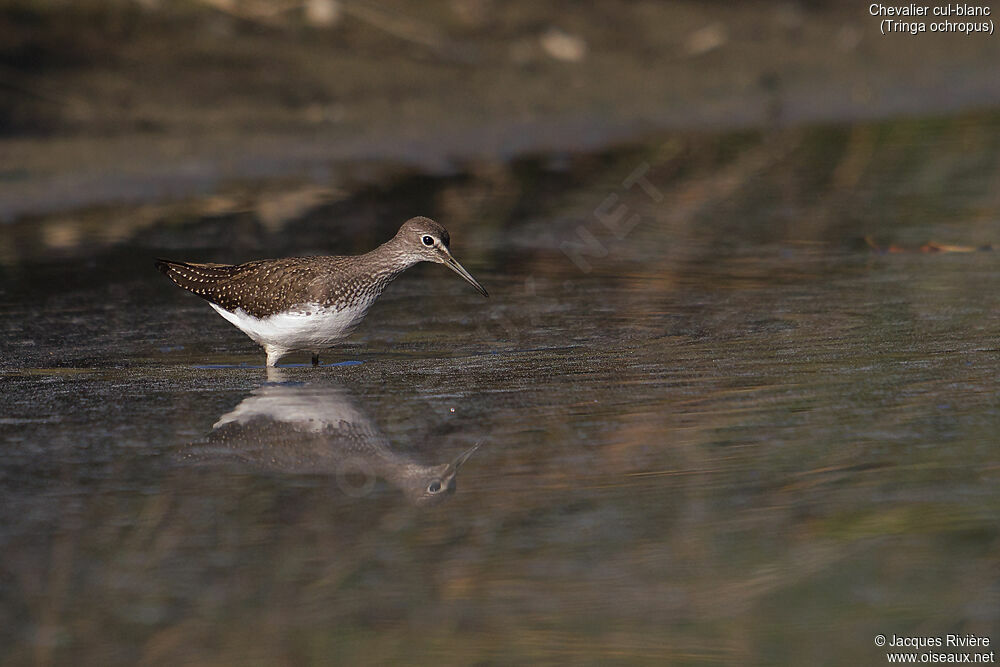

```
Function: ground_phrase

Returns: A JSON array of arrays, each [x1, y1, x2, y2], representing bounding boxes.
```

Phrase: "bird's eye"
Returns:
[[428, 481, 442, 493], [422, 235, 435, 246]]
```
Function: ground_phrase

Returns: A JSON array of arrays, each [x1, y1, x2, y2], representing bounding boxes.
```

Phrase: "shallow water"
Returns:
[[2, 114, 999, 664]]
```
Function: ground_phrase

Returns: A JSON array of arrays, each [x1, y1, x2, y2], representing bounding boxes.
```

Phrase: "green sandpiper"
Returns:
[[156, 216, 488, 366]]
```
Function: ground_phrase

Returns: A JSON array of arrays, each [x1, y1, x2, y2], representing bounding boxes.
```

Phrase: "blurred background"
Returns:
[[4, 0, 1000, 227], [1, 1, 999, 665]]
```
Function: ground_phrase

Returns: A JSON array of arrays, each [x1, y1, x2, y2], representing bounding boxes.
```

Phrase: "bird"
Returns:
[[155, 216, 488, 366], [177, 376, 480, 504]]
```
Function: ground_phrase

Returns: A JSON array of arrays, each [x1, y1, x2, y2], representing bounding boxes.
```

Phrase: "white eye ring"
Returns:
[[422, 235, 435, 246]]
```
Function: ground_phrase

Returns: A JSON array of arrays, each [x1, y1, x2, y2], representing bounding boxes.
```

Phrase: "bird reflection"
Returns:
[[179, 371, 479, 504]]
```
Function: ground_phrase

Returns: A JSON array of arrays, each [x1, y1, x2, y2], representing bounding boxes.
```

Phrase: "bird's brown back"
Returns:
[[155, 257, 363, 318]]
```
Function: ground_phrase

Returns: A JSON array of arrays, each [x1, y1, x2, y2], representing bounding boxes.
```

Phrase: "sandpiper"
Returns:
[[156, 216, 488, 366]]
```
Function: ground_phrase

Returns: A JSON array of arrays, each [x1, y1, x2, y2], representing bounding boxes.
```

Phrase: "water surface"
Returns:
[[2, 113, 999, 664]]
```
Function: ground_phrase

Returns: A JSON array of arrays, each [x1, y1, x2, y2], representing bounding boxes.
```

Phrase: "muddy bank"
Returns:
[[2, 0, 1000, 220]]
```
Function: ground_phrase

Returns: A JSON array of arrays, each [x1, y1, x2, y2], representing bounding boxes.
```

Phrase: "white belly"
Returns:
[[210, 301, 371, 351]]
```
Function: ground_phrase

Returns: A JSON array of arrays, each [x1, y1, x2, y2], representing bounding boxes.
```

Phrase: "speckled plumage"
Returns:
[[155, 217, 487, 366], [154, 256, 399, 319]]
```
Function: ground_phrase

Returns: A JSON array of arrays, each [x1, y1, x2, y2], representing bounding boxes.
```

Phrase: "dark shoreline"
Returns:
[[3, 1, 1000, 221]]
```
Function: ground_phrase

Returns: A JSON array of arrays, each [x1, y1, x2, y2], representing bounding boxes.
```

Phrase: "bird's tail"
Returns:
[[155, 259, 237, 297]]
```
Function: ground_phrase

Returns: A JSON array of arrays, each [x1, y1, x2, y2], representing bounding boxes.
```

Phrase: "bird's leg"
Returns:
[[265, 345, 287, 367], [311, 353, 320, 367]]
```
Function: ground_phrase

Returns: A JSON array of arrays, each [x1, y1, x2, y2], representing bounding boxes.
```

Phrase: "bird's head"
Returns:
[[394, 217, 488, 297], [402, 442, 482, 505]]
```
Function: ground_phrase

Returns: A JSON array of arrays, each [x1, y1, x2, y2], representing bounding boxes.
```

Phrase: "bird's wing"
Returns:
[[155, 257, 337, 318]]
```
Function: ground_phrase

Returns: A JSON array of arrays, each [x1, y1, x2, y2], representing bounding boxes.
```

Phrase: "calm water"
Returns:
[[2, 114, 999, 664]]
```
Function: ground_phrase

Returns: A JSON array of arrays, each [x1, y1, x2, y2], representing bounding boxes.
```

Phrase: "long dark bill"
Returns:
[[445, 257, 489, 297], [443, 442, 482, 477]]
